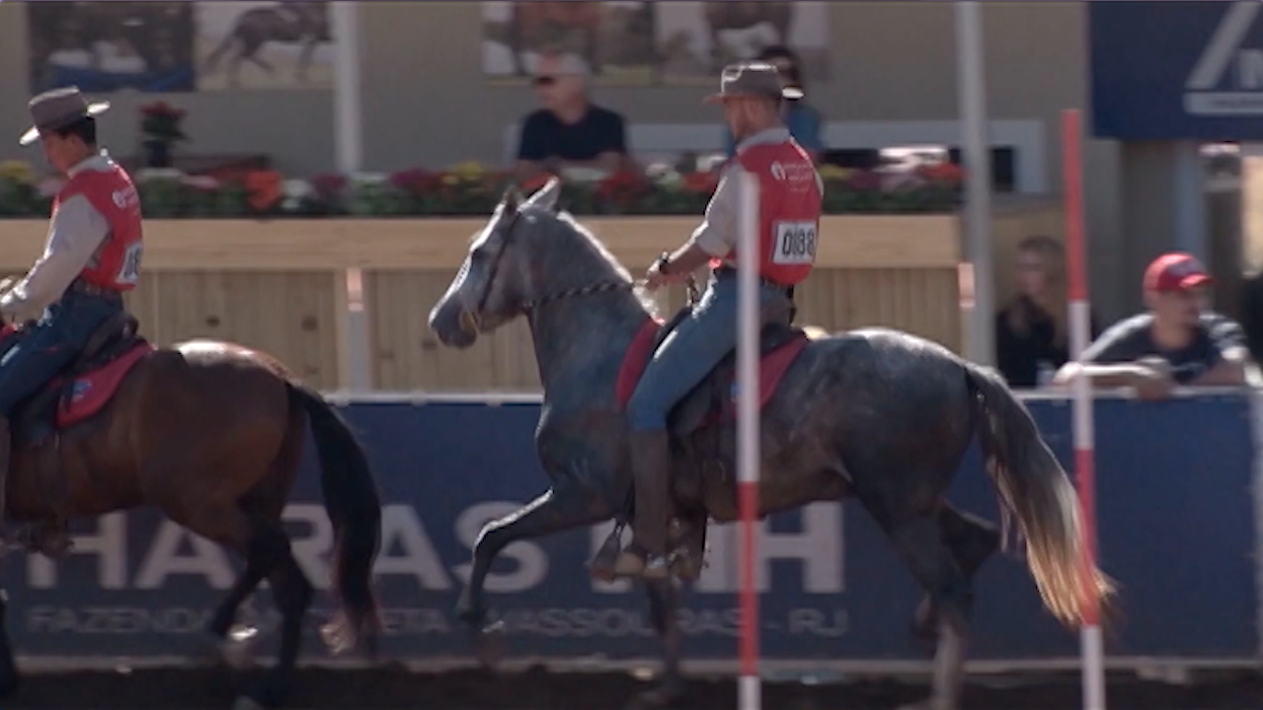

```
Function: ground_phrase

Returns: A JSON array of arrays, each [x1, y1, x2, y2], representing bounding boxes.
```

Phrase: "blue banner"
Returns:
[[1090, 1, 1263, 140], [1, 395, 1256, 664]]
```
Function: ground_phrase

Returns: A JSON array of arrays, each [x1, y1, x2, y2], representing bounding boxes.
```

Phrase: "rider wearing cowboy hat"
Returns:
[[607, 62, 824, 579], [0, 86, 144, 523]]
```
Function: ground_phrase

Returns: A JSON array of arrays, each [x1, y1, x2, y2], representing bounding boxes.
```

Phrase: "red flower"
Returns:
[[917, 162, 966, 184], [309, 172, 348, 199], [389, 168, 443, 195], [681, 170, 719, 195], [596, 170, 649, 206]]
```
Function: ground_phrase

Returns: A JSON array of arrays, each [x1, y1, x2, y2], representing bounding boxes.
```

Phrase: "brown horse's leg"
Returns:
[[234, 519, 310, 710], [251, 552, 313, 709], [210, 411, 307, 647]]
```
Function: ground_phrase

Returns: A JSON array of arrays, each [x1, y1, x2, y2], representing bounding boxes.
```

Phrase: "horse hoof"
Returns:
[[474, 620, 507, 670], [232, 695, 268, 710], [219, 625, 259, 670]]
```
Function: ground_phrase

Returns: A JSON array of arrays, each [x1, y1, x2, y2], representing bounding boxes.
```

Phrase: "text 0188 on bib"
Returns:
[[773, 221, 817, 265]]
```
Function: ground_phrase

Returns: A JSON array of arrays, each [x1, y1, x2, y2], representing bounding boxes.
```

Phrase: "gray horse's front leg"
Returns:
[[629, 580, 685, 709], [456, 485, 610, 666]]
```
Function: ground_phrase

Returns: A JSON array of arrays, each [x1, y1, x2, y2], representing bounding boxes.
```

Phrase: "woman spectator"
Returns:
[[995, 235, 1097, 387], [723, 45, 824, 162]]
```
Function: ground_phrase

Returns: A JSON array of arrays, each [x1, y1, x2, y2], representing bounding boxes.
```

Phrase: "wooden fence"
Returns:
[[1, 202, 1061, 392]]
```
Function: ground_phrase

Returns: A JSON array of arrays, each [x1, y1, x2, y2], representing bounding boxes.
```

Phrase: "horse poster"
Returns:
[[481, 1, 657, 85], [195, 0, 334, 91], [25, 1, 195, 94], [655, 1, 830, 85]]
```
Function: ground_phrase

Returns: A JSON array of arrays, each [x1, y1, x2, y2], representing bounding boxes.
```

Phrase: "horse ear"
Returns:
[[522, 176, 562, 213], [500, 183, 524, 212]]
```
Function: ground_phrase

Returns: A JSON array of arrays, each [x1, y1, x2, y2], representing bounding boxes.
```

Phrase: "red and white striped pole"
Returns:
[[735, 169, 762, 710], [1061, 109, 1105, 710]]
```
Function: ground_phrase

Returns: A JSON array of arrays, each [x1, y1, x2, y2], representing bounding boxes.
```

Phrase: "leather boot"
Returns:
[[612, 430, 672, 580]]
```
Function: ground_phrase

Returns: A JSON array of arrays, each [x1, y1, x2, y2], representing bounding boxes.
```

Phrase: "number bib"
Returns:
[[772, 221, 817, 265]]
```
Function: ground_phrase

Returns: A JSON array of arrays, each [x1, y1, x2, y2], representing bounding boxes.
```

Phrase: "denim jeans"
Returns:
[[627, 270, 787, 432], [0, 290, 123, 416]]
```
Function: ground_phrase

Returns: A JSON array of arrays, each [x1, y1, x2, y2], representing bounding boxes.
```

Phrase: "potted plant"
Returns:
[[138, 101, 188, 168]]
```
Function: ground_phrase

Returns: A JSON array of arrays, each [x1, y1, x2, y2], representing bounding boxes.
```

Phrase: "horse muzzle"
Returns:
[[427, 301, 479, 349]]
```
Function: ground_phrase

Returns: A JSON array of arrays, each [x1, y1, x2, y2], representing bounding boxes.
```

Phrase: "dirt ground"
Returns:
[[0, 665, 1261, 710]]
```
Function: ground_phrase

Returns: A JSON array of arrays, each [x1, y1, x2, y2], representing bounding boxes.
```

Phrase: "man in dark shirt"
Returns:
[[1054, 252, 1250, 400], [514, 51, 628, 182]]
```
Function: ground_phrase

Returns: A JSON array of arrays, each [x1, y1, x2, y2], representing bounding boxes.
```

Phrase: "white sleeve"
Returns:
[[686, 165, 744, 258], [0, 194, 110, 319]]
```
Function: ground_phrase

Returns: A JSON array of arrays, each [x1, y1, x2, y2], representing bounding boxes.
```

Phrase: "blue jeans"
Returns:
[[627, 271, 787, 432], [0, 290, 123, 417]]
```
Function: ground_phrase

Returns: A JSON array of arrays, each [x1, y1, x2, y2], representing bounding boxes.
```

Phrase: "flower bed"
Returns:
[[0, 158, 964, 219]]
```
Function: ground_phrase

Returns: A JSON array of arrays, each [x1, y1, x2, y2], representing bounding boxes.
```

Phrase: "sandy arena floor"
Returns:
[[0, 664, 1260, 709]]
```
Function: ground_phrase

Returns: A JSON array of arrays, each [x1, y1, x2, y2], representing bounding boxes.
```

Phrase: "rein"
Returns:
[[522, 272, 700, 313], [467, 206, 700, 328]]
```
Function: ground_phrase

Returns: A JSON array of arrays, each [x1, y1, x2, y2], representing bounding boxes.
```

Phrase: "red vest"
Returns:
[[54, 161, 143, 292], [718, 139, 822, 286]]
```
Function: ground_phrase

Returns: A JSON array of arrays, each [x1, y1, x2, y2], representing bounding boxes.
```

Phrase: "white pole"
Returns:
[[330, 0, 370, 391], [955, 1, 996, 366], [735, 170, 762, 710], [331, 1, 363, 174]]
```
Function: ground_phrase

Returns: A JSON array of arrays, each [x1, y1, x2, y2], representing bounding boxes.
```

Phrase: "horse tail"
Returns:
[[962, 362, 1115, 628], [287, 383, 382, 654]]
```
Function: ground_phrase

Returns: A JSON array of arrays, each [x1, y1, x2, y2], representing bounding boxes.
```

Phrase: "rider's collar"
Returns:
[[735, 126, 792, 154], [66, 150, 111, 178]]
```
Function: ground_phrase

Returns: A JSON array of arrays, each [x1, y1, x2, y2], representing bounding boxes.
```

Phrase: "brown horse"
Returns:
[[203, 0, 331, 87], [0, 312, 381, 710], [507, 1, 602, 76], [703, 1, 794, 71]]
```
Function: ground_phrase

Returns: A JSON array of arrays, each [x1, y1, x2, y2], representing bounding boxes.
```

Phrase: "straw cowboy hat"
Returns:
[[18, 86, 110, 146]]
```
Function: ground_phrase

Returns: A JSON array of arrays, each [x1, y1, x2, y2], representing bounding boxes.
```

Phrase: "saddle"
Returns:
[[9, 310, 147, 446]]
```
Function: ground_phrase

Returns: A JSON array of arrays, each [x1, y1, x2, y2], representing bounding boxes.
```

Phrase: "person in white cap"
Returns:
[[0, 85, 143, 522]]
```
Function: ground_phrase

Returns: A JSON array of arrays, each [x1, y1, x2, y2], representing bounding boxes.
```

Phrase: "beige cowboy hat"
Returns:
[[18, 86, 111, 146], [704, 61, 804, 104]]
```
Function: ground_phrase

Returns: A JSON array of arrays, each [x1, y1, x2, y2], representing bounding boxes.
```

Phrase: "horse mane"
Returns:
[[540, 208, 659, 315]]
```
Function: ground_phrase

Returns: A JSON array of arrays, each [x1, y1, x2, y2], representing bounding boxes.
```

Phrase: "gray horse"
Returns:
[[427, 179, 1112, 710]]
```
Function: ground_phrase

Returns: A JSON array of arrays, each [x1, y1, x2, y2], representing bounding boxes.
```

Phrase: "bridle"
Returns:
[[460, 206, 697, 334]]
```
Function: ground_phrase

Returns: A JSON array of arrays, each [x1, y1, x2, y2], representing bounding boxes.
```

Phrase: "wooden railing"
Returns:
[[1, 204, 1062, 392]]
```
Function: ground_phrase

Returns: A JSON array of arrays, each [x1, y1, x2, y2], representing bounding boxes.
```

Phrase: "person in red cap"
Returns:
[[1053, 252, 1249, 400]]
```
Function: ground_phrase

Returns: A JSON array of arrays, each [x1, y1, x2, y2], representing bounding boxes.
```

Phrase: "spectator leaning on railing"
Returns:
[[1053, 252, 1250, 401]]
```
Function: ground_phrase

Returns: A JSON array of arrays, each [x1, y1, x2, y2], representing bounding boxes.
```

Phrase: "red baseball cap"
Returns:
[[1143, 252, 1213, 293]]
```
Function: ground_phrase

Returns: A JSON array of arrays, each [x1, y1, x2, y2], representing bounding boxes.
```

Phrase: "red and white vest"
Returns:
[[54, 161, 143, 292], [717, 139, 822, 286]]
